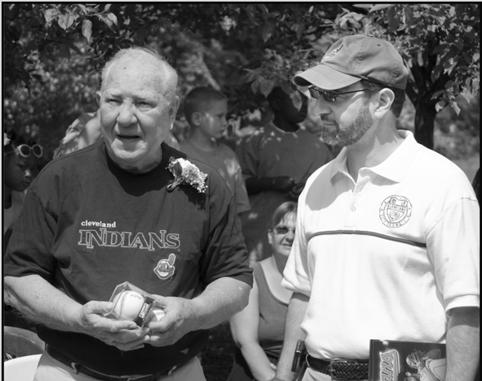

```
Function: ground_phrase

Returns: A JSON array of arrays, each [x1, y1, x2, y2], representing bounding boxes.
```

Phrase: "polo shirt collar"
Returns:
[[369, 130, 416, 182], [329, 130, 417, 183]]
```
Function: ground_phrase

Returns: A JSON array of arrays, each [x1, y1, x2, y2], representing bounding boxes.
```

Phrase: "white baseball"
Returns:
[[112, 290, 145, 321]]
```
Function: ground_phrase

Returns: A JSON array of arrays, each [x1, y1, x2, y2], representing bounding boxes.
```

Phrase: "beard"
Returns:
[[320, 105, 373, 147]]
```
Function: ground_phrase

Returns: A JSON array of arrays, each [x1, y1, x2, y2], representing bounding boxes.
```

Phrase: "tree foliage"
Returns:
[[335, 3, 480, 148], [2, 3, 479, 157]]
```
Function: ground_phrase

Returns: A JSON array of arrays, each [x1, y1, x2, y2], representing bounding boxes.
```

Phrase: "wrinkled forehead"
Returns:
[[102, 54, 177, 96]]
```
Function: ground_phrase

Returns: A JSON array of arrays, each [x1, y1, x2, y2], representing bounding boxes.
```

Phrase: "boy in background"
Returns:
[[180, 87, 250, 217]]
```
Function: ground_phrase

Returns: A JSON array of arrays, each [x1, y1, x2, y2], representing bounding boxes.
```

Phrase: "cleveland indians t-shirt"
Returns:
[[4, 140, 251, 375]]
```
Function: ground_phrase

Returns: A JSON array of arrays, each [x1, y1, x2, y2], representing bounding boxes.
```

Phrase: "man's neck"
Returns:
[[346, 121, 403, 181]]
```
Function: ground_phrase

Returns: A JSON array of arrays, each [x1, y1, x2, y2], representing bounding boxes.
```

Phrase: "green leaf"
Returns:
[[404, 7, 414, 25], [449, 100, 461, 115], [106, 12, 118, 26], [259, 78, 274, 97], [261, 22, 274, 43], [82, 19, 93, 43], [352, 4, 373, 11], [96, 14, 113, 28], [369, 4, 394, 13], [250, 79, 259, 94], [448, 5, 456, 18], [77, 4, 88, 15], [417, 50, 424, 66], [57, 12, 76, 30], [44, 8, 59, 26], [435, 100, 446, 112]]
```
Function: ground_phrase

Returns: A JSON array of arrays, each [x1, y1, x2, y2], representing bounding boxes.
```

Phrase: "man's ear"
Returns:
[[169, 95, 180, 121], [374, 88, 395, 118], [190, 111, 203, 126]]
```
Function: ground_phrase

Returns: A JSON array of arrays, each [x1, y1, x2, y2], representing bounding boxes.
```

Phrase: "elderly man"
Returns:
[[4, 47, 252, 381], [274, 35, 479, 381]]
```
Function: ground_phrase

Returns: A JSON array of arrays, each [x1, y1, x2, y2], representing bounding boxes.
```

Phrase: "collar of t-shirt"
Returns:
[[102, 141, 186, 177]]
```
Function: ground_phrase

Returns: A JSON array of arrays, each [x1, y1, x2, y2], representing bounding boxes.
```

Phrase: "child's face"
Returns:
[[197, 100, 228, 139]]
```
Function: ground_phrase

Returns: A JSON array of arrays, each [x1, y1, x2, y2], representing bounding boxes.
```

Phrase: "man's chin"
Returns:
[[108, 146, 145, 163]]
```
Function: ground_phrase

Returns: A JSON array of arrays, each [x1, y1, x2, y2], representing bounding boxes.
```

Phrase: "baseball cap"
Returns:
[[294, 34, 409, 90]]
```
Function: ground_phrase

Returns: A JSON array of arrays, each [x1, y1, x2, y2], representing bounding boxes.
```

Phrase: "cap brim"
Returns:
[[294, 64, 361, 90]]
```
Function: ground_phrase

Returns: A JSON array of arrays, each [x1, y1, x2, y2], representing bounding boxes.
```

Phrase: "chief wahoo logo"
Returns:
[[154, 253, 176, 280]]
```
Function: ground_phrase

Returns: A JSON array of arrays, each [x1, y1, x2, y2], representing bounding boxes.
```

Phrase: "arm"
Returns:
[[145, 277, 250, 346], [230, 279, 276, 381], [274, 292, 309, 381], [445, 307, 479, 381], [4, 274, 146, 351]]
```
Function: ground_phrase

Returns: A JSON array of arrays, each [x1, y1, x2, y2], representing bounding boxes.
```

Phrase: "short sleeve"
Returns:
[[198, 169, 253, 287], [4, 189, 58, 282], [427, 197, 480, 311]]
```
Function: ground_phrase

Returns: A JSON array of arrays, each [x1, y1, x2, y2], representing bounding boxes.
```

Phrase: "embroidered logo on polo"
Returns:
[[379, 195, 412, 228], [154, 253, 176, 280]]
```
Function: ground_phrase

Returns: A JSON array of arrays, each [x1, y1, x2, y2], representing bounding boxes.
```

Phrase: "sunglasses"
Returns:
[[273, 226, 296, 235], [15, 144, 44, 158], [308, 87, 370, 103]]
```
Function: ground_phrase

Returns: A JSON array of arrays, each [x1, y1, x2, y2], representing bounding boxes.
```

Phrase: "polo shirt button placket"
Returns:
[[346, 182, 359, 226]]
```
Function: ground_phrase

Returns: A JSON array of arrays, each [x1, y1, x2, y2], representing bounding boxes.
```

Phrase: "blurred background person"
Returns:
[[228, 201, 297, 381], [236, 85, 332, 265], [180, 86, 250, 217], [3, 132, 43, 242]]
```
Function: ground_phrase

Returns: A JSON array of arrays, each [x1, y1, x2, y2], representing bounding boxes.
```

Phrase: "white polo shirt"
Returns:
[[282, 130, 479, 360]]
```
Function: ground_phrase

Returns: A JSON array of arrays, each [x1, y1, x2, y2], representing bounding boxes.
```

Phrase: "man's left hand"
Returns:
[[143, 296, 194, 347]]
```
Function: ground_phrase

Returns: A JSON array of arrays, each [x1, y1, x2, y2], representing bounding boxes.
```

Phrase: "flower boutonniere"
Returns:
[[166, 157, 208, 193]]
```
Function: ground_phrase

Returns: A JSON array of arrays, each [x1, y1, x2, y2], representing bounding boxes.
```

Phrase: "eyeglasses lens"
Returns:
[[309, 87, 336, 103], [18, 145, 31, 157], [32, 145, 43, 158], [16, 144, 43, 158]]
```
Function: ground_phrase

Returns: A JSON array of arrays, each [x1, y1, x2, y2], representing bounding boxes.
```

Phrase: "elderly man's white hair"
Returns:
[[100, 47, 178, 100]]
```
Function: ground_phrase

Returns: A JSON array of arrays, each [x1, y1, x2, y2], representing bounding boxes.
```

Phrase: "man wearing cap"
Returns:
[[274, 35, 479, 381]]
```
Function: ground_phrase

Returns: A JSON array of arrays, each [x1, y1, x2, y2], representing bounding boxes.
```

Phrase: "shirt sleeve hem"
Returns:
[[445, 295, 480, 312], [210, 271, 253, 287]]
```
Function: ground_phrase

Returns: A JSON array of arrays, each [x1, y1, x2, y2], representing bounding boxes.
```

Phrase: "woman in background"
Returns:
[[228, 201, 297, 381]]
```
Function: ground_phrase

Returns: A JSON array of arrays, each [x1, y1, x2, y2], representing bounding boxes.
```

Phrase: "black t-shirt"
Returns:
[[4, 141, 252, 375]]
